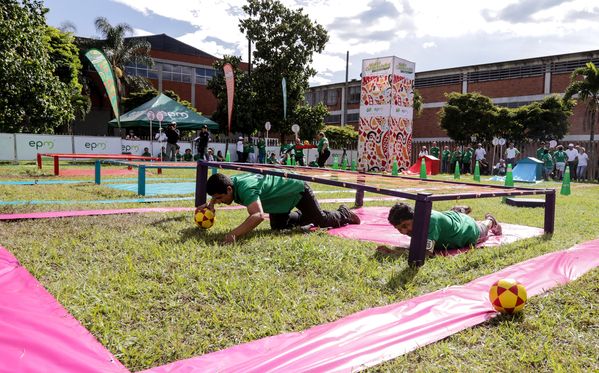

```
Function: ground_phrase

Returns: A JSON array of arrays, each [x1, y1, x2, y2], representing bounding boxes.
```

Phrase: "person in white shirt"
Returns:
[[576, 147, 588, 181], [474, 143, 486, 161], [565, 143, 579, 180], [236, 136, 244, 162], [418, 146, 428, 157], [505, 143, 520, 167]]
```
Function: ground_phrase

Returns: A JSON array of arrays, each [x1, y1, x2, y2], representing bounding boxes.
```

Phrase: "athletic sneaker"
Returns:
[[451, 205, 472, 215], [485, 213, 503, 236], [338, 205, 361, 225]]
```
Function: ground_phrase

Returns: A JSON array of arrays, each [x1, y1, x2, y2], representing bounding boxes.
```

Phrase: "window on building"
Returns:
[[346, 113, 359, 122], [348, 86, 361, 103], [315, 91, 324, 103], [162, 63, 173, 81], [305, 92, 313, 105], [195, 67, 215, 85], [181, 66, 192, 83], [325, 114, 341, 124], [124, 61, 158, 80], [326, 89, 338, 105]]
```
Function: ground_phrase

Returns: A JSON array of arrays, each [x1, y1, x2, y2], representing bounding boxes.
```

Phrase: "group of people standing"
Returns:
[[537, 142, 588, 181]]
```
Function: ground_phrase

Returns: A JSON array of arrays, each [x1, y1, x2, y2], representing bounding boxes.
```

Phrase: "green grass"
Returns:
[[0, 162, 598, 371]]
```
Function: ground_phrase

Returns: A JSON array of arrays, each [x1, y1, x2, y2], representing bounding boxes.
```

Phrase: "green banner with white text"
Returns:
[[84, 48, 120, 126]]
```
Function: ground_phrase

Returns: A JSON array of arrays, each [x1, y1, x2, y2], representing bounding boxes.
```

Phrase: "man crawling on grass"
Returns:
[[377, 203, 502, 257], [198, 173, 361, 244]]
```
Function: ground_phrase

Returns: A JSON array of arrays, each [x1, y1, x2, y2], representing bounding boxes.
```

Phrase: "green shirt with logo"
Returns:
[[294, 145, 304, 158], [183, 153, 193, 161], [317, 137, 329, 153], [536, 147, 545, 160], [462, 149, 473, 163], [553, 150, 566, 163], [442, 149, 451, 161], [450, 150, 462, 163], [542, 153, 553, 168], [232, 173, 305, 213], [428, 210, 480, 250], [430, 146, 440, 158]]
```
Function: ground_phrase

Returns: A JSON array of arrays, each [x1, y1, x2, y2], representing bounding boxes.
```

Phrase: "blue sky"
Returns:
[[44, 0, 599, 86]]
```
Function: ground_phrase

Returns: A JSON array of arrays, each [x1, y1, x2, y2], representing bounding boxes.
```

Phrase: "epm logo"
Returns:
[[85, 142, 107, 151], [122, 144, 140, 153], [28, 140, 55, 150]]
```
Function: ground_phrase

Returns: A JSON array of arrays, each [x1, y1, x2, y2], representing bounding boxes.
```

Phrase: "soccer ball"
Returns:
[[489, 278, 527, 314], [194, 207, 215, 229]]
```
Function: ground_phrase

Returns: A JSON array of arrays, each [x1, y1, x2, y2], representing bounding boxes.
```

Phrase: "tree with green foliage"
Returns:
[[564, 61, 599, 176], [79, 17, 153, 94], [323, 124, 358, 149], [45, 26, 91, 132], [0, 0, 78, 133], [439, 92, 497, 144], [292, 103, 328, 141], [413, 89, 424, 117], [239, 0, 329, 137], [516, 95, 572, 142]]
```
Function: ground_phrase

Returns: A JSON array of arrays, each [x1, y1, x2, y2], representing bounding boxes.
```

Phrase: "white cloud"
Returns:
[[132, 28, 153, 37], [422, 41, 436, 49]]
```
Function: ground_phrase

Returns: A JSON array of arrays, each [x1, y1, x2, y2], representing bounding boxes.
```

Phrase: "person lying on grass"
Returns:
[[199, 173, 361, 244], [377, 203, 502, 257]]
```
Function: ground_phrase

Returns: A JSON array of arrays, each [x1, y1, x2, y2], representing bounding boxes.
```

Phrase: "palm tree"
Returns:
[[89, 17, 154, 93], [564, 62, 599, 179]]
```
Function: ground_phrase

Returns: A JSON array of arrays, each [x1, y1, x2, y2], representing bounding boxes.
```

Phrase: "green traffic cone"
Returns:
[[351, 160, 357, 171], [225, 150, 231, 162], [454, 162, 461, 180], [419, 157, 427, 179], [560, 166, 571, 195], [474, 161, 481, 182], [332, 155, 339, 169], [291, 156, 296, 166], [286, 155, 291, 165], [504, 164, 514, 187], [392, 158, 399, 176], [342, 158, 348, 170]]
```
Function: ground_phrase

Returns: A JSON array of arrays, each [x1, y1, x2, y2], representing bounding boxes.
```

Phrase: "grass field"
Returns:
[[0, 161, 598, 371]]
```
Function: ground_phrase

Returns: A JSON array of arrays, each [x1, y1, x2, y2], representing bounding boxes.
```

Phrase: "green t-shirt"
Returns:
[[450, 150, 462, 163], [267, 157, 278, 164], [258, 139, 266, 153], [553, 150, 566, 163], [428, 211, 480, 250], [442, 149, 451, 161], [142, 151, 151, 157], [183, 153, 193, 161], [430, 146, 440, 158], [462, 149, 472, 163], [317, 137, 329, 153], [542, 153, 553, 168], [294, 145, 304, 158], [232, 173, 305, 213], [536, 147, 545, 160]]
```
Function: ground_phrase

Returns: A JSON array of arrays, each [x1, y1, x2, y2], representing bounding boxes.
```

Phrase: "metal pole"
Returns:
[[342, 51, 349, 126], [544, 189, 556, 234], [408, 193, 433, 267], [354, 173, 365, 207], [95, 160, 101, 185], [138, 165, 146, 196], [195, 161, 209, 207]]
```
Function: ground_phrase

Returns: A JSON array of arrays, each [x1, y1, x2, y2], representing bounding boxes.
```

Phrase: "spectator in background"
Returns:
[[294, 137, 305, 166], [175, 147, 182, 162], [493, 159, 507, 176], [194, 125, 210, 161], [216, 150, 225, 162], [141, 147, 152, 157], [576, 147, 588, 181], [267, 152, 279, 164], [565, 143, 579, 180], [474, 143, 487, 171], [248, 138, 256, 163], [418, 146, 428, 157], [504, 143, 520, 167], [126, 130, 140, 140], [441, 145, 451, 173], [553, 145, 567, 180], [316, 132, 330, 167], [258, 136, 267, 163], [206, 148, 215, 161], [450, 146, 462, 174], [165, 122, 180, 161], [430, 141, 440, 159], [236, 136, 244, 162], [157, 146, 167, 160], [536, 141, 547, 160], [462, 146, 473, 174], [541, 149, 554, 181], [183, 148, 193, 162]]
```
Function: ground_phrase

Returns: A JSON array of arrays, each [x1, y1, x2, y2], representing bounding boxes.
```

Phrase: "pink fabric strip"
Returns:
[[327, 207, 544, 254], [143, 240, 599, 373], [0, 247, 128, 372]]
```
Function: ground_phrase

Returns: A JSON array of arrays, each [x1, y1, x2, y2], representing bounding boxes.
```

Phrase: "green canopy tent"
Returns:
[[108, 93, 219, 132]]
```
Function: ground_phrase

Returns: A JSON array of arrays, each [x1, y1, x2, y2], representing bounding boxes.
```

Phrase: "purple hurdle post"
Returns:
[[544, 189, 556, 234], [195, 161, 209, 207], [408, 193, 433, 267]]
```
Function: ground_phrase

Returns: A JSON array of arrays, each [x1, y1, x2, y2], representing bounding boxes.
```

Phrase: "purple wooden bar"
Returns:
[[192, 161, 555, 266]]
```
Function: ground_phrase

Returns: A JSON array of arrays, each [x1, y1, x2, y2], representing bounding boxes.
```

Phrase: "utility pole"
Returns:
[[342, 51, 349, 126]]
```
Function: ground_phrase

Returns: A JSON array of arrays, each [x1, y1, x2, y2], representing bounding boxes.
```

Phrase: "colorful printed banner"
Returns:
[[84, 49, 120, 126], [358, 57, 415, 172], [223, 63, 235, 134]]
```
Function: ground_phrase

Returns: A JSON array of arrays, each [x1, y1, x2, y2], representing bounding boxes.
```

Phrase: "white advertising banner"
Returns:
[[74, 136, 122, 154], [121, 140, 152, 156], [15, 134, 72, 161], [0, 134, 15, 161]]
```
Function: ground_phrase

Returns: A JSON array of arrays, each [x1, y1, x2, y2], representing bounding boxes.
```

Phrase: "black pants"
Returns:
[[567, 161, 577, 179], [295, 155, 305, 166], [269, 184, 345, 230], [197, 145, 207, 160], [317, 149, 330, 167], [236, 151, 243, 162], [462, 161, 470, 174]]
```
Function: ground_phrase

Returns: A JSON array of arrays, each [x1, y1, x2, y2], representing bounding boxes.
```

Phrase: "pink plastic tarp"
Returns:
[[0, 246, 127, 372], [327, 207, 544, 253], [144, 240, 599, 373]]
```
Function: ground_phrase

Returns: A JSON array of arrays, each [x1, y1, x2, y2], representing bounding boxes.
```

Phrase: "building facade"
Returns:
[[306, 50, 599, 142]]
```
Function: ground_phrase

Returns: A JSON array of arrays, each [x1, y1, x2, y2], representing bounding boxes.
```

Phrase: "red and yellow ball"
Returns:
[[489, 278, 527, 314], [194, 207, 215, 229]]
